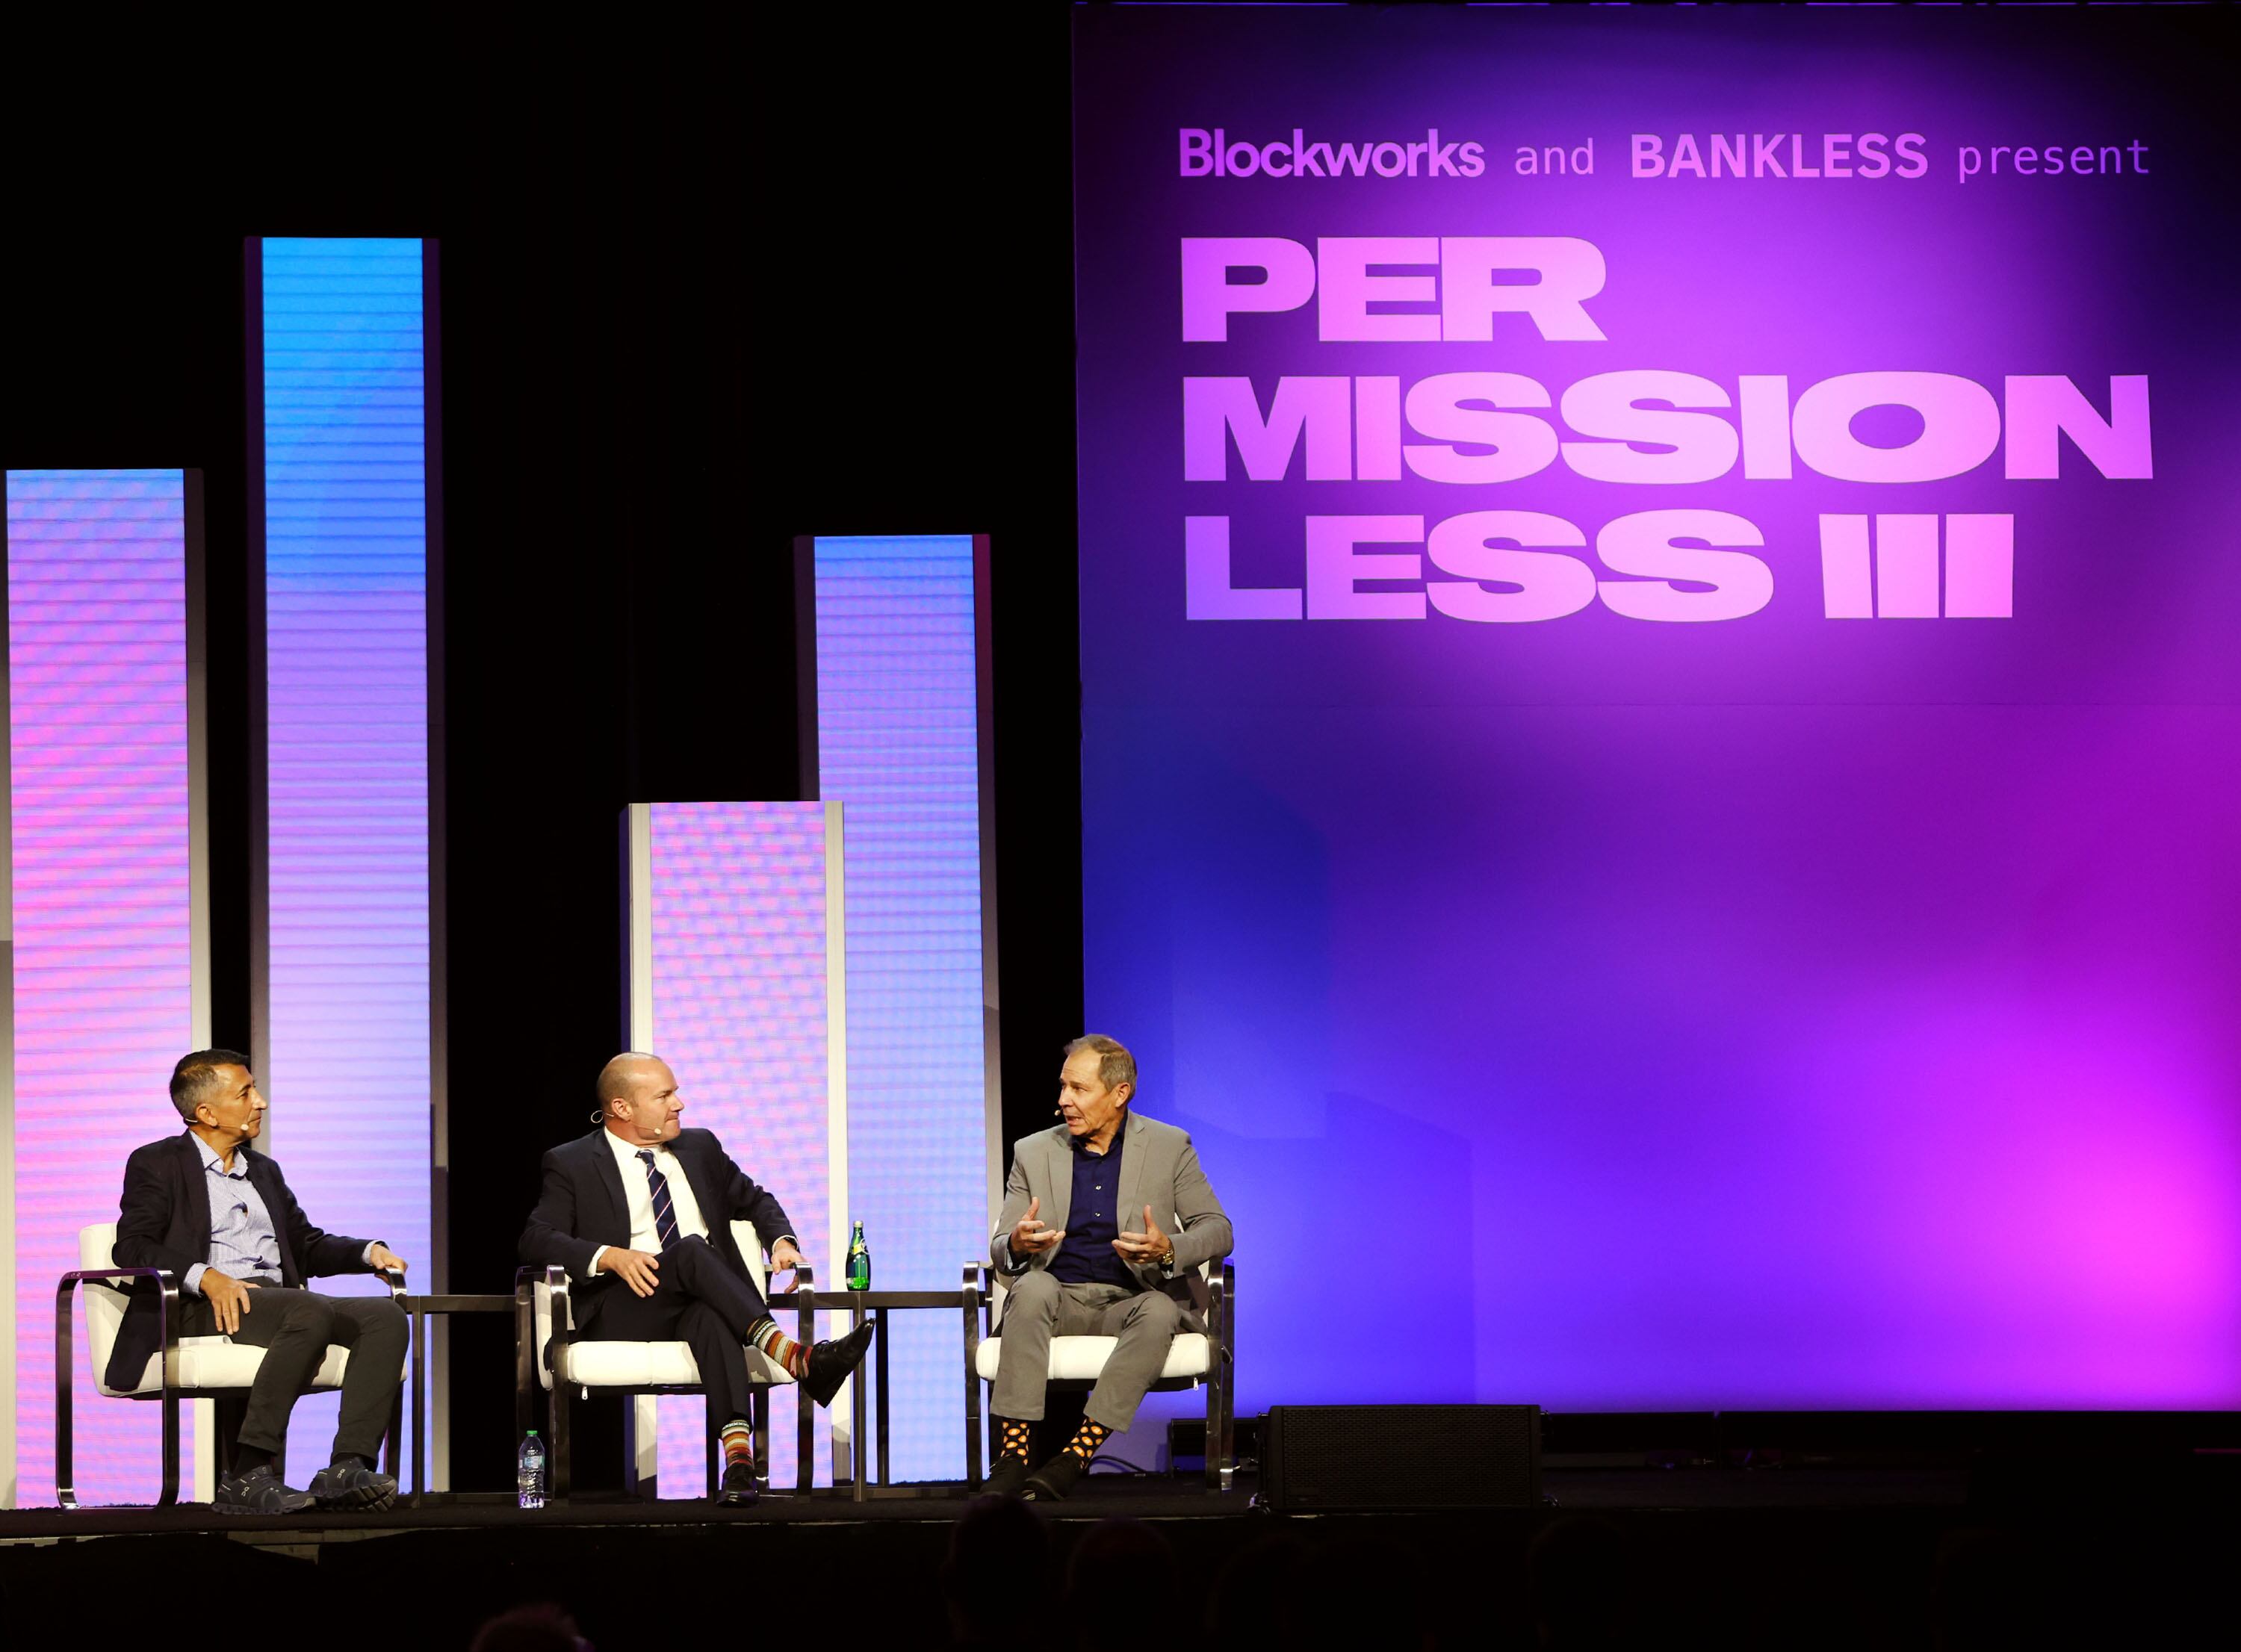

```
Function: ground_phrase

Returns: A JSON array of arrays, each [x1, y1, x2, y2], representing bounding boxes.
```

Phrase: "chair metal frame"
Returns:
[[963, 1258, 1235, 1491], [56, 1260, 407, 1509], [513, 1261, 818, 1501]]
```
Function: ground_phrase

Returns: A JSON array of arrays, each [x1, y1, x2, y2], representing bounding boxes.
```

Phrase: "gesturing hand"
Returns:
[[1008, 1195, 1067, 1258], [203, 1270, 255, 1335], [598, 1246, 663, 1298], [1112, 1205, 1174, 1269]]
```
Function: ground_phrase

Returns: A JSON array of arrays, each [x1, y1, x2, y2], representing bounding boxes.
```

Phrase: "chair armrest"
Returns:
[[512, 1264, 574, 1332], [1208, 1260, 1233, 1362], [56, 1267, 183, 1387], [790, 1262, 813, 1356], [59, 1265, 182, 1344], [379, 1267, 408, 1304], [58, 1265, 178, 1291], [55, 1266, 185, 1509]]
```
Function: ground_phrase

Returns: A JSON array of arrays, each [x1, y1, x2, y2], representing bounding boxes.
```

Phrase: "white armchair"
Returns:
[[514, 1220, 814, 1501], [56, 1220, 406, 1508], [965, 1259, 1235, 1491]]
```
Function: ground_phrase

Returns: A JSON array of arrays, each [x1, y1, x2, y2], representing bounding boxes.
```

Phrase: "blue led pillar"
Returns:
[[253, 237, 435, 1482], [803, 533, 995, 1482]]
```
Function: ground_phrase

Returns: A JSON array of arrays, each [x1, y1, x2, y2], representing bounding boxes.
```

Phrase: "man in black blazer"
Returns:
[[114, 1050, 409, 1514], [518, 1052, 875, 1505]]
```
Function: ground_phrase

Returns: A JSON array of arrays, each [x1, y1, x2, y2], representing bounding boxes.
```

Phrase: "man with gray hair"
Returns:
[[983, 1034, 1233, 1500], [112, 1049, 410, 1513]]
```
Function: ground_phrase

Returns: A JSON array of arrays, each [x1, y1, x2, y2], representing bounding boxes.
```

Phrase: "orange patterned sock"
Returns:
[[1063, 1417, 1112, 1463]]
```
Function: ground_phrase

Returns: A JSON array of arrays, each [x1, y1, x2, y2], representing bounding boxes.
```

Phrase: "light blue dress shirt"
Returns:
[[185, 1134, 378, 1297]]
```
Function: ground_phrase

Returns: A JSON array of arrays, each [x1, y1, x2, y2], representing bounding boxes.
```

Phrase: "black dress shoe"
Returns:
[[981, 1456, 1034, 1500], [801, 1320, 877, 1407], [713, 1460, 759, 1507], [1024, 1450, 1089, 1502], [308, 1459, 397, 1512], [211, 1465, 316, 1515]]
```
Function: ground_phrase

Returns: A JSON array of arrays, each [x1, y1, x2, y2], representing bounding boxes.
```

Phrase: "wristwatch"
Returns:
[[1157, 1247, 1177, 1276]]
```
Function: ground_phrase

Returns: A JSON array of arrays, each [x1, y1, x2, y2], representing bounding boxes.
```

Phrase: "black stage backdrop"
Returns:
[[1, 8, 1079, 1488]]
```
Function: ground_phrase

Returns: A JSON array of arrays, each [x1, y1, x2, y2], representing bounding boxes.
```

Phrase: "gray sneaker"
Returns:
[[308, 1458, 397, 1512], [212, 1465, 315, 1515]]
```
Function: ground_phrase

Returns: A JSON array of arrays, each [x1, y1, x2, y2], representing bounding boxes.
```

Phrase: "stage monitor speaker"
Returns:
[[1260, 1404, 1542, 1511]]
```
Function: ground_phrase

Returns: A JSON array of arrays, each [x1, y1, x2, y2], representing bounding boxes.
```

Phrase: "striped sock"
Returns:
[[1063, 1417, 1112, 1463], [721, 1418, 754, 1471], [994, 1417, 1034, 1462], [748, 1317, 810, 1379]]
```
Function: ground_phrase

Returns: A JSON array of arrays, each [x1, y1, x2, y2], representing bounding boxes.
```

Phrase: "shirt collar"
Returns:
[[191, 1132, 249, 1179], [1071, 1122, 1125, 1158], [607, 1128, 670, 1167]]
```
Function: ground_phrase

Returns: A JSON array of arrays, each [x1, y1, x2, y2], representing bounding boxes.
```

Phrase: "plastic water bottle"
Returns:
[[518, 1429, 547, 1509], [846, 1220, 871, 1291]]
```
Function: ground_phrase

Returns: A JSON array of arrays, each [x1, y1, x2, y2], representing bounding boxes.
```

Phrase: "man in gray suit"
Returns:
[[983, 1034, 1232, 1500]]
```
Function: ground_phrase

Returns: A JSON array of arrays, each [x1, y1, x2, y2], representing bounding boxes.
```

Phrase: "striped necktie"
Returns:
[[637, 1149, 681, 1251]]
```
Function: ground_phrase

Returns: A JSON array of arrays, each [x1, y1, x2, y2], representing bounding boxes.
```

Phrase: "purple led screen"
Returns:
[[8, 470, 198, 1503], [258, 237, 433, 1474], [646, 801, 836, 1488], [810, 534, 988, 1481], [1073, 7, 2241, 1409]]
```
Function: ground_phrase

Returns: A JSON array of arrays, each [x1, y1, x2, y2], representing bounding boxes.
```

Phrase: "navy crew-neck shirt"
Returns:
[[1049, 1126, 1132, 1288]]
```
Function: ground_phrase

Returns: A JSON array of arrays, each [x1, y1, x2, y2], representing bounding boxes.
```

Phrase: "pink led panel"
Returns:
[[645, 801, 835, 1490], [7, 469, 197, 1506]]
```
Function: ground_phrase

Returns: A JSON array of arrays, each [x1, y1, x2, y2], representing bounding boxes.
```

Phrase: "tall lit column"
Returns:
[[626, 800, 846, 1491], [252, 237, 438, 1480], [5, 469, 206, 1506], [801, 532, 996, 1482]]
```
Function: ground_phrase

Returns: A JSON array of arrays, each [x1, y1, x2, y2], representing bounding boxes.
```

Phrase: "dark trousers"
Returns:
[[180, 1287, 408, 1461], [584, 1235, 772, 1423]]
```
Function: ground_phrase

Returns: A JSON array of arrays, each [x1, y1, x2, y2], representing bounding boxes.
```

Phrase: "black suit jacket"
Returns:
[[108, 1131, 376, 1391], [516, 1128, 796, 1332]]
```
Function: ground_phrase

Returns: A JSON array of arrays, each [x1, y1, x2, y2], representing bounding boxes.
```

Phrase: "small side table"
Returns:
[[401, 1292, 515, 1506], [834, 1277, 983, 1503]]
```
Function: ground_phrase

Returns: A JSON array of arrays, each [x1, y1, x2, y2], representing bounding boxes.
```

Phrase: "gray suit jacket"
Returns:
[[990, 1110, 1233, 1330]]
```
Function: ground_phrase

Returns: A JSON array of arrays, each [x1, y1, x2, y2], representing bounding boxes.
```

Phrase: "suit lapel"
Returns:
[[1115, 1111, 1149, 1240], [589, 1130, 631, 1240], [178, 1132, 215, 1258], [1042, 1129, 1073, 1235]]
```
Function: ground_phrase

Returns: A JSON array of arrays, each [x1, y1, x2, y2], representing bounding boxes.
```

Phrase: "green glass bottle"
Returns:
[[846, 1220, 870, 1291]]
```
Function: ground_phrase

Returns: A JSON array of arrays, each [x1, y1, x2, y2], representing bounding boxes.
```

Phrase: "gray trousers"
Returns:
[[990, 1273, 1182, 1432]]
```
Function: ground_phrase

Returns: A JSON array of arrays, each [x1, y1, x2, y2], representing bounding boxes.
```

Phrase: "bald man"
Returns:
[[518, 1053, 874, 1505]]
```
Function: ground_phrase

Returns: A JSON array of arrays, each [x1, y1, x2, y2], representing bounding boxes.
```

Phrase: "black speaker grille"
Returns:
[[1263, 1404, 1540, 1510]]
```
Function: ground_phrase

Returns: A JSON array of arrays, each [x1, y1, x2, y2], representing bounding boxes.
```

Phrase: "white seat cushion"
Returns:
[[976, 1332, 1210, 1385], [556, 1338, 793, 1389], [102, 1336, 355, 1398]]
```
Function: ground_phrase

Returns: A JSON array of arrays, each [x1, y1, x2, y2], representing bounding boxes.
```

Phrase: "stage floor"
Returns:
[[1, 1466, 2225, 1650], [0, 1465, 1979, 1546]]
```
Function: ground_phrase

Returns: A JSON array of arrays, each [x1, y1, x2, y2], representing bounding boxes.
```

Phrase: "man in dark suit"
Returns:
[[114, 1050, 410, 1514], [518, 1052, 875, 1505]]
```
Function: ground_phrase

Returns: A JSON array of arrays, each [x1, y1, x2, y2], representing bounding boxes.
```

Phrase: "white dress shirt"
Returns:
[[588, 1128, 710, 1276]]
